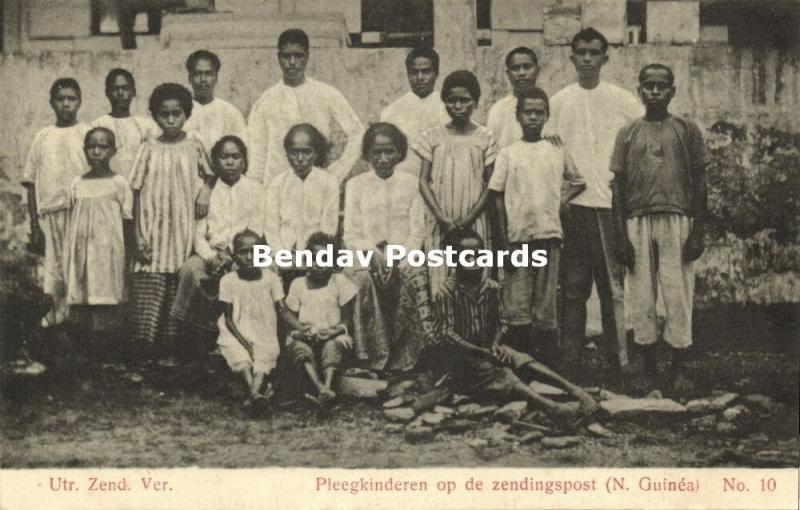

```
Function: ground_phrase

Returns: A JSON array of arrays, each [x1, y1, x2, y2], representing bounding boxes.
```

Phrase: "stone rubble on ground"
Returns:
[[708, 392, 739, 411], [600, 398, 687, 417], [433, 405, 455, 415], [419, 412, 446, 426], [541, 436, 581, 449], [529, 381, 567, 397], [587, 422, 614, 438], [383, 407, 416, 423], [494, 401, 528, 422]]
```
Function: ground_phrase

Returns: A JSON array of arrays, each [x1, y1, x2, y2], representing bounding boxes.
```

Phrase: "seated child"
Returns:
[[217, 229, 284, 407], [282, 232, 358, 407], [431, 228, 598, 418]]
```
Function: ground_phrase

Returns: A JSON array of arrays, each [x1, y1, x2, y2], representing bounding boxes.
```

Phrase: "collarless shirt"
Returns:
[[194, 175, 266, 260], [544, 81, 643, 208], [184, 98, 247, 154], [380, 90, 449, 176], [487, 94, 523, 150], [247, 78, 364, 186], [92, 115, 159, 181], [22, 123, 91, 214], [263, 167, 340, 252], [343, 170, 425, 252]]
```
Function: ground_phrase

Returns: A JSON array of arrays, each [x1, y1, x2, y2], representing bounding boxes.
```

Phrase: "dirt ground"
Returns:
[[1, 305, 798, 468]]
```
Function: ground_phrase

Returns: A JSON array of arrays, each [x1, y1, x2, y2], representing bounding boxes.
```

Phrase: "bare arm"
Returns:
[[224, 302, 253, 356], [281, 302, 309, 334], [459, 163, 494, 228], [491, 190, 509, 250], [23, 183, 44, 255], [684, 163, 708, 262]]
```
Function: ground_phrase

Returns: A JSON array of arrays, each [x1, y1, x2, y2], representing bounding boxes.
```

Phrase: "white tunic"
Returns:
[[344, 170, 425, 253], [247, 78, 364, 185], [194, 175, 266, 260], [380, 90, 449, 176], [92, 114, 159, 181], [543, 81, 643, 209], [21, 124, 90, 214], [184, 98, 247, 154], [486, 94, 522, 150], [263, 167, 340, 253]]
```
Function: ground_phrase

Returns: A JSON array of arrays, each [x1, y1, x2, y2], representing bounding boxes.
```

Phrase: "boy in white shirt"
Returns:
[[490, 88, 586, 365]]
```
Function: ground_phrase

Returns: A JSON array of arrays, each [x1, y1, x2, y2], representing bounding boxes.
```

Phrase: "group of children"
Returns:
[[22, 27, 707, 415]]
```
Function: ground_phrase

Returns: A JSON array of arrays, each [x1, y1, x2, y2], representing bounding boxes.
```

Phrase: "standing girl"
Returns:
[[128, 83, 214, 360], [413, 70, 498, 296], [65, 127, 133, 353]]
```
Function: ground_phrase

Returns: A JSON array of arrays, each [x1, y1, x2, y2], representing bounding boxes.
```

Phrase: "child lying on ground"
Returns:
[[430, 228, 598, 419]]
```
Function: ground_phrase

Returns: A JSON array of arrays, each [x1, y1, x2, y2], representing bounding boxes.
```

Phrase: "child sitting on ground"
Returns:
[[431, 228, 598, 418], [611, 63, 708, 394], [282, 232, 358, 408], [217, 229, 285, 408]]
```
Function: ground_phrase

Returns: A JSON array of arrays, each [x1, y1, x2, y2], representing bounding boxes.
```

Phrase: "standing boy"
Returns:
[[248, 29, 364, 185], [489, 88, 586, 365], [380, 46, 449, 176], [611, 64, 708, 393], [184, 50, 247, 154], [92, 68, 159, 181], [22, 78, 90, 326], [487, 47, 539, 149], [544, 28, 643, 373]]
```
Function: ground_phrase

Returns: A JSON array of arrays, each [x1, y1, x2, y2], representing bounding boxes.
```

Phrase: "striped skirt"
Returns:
[[128, 272, 179, 346]]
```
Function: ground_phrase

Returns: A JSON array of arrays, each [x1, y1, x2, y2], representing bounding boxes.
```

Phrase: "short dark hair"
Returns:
[[186, 49, 221, 73], [441, 70, 481, 103], [84, 126, 117, 148], [639, 63, 675, 86], [50, 78, 81, 100], [105, 68, 135, 92], [361, 122, 408, 162], [278, 28, 310, 52], [211, 135, 249, 175], [148, 83, 193, 118], [505, 47, 538, 68], [233, 228, 265, 249], [571, 27, 609, 53], [516, 87, 550, 116], [443, 227, 483, 251], [306, 231, 336, 251], [405, 46, 439, 74], [283, 123, 330, 168]]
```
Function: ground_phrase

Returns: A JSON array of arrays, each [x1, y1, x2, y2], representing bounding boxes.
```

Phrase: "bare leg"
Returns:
[[302, 361, 327, 396], [251, 371, 265, 398], [238, 367, 254, 406], [508, 380, 581, 419], [670, 348, 693, 395], [320, 367, 337, 402], [518, 357, 598, 413]]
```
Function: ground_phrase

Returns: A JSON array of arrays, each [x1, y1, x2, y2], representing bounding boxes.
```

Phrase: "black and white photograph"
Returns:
[[0, 0, 798, 489]]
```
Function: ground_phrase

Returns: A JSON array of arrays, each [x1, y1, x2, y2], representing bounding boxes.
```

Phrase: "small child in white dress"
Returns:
[[217, 229, 285, 408]]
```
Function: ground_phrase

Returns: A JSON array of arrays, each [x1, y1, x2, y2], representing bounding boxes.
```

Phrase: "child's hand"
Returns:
[[616, 238, 635, 269], [683, 230, 705, 262], [491, 343, 512, 364], [195, 188, 211, 219], [135, 237, 152, 265], [28, 225, 45, 256], [438, 216, 459, 233]]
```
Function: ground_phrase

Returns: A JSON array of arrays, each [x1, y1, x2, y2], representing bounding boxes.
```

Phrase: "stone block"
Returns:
[[383, 407, 416, 423], [419, 412, 446, 426], [295, 0, 361, 33], [337, 376, 388, 398], [491, 0, 547, 31], [646, 1, 699, 44], [582, 0, 626, 45], [700, 25, 729, 44], [544, 5, 582, 46], [600, 398, 687, 418], [215, 0, 280, 14], [541, 436, 581, 448], [491, 31, 544, 54]]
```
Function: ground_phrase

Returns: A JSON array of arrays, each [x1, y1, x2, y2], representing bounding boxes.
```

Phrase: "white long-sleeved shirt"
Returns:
[[343, 170, 425, 253], [247, 78, 364, 186], [263, 167, 339, 252], [543, 81, 643, 209], [380, 90, 449, 176], [184, 98, 247, 154], [92, 115, 159, 181], [487, 94, 523, 150], [193, 175, 265, 260]]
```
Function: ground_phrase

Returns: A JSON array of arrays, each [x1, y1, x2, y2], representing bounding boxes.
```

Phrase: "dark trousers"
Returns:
[[560, 205, 628, 367]]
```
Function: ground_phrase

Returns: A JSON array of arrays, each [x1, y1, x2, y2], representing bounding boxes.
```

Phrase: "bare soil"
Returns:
[[1, 305, 798, 468]]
